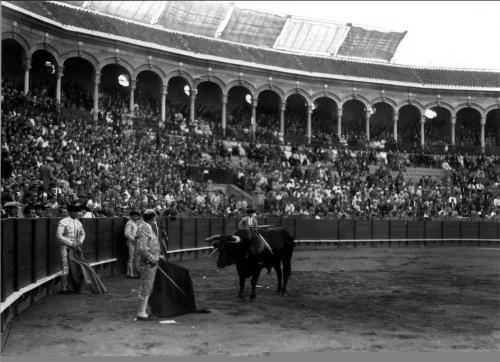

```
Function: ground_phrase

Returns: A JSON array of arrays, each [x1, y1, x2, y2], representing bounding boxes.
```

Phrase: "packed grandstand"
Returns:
[[1, 1, 500, 221]]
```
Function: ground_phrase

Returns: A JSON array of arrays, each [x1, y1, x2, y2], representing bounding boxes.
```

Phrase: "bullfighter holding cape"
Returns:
[[56, 201, 107, 294], [136, 210, 209, 321]]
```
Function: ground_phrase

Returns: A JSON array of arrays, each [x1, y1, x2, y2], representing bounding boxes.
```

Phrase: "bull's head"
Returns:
[[204, 234, 242, 268]]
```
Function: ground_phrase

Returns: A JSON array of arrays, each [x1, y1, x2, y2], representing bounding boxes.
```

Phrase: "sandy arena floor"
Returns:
[[1, 245, 499, 356]]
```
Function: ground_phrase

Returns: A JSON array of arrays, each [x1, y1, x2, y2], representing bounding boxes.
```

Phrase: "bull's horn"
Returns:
[[226, 236, 241, 243], [205, 234, 221, 242]]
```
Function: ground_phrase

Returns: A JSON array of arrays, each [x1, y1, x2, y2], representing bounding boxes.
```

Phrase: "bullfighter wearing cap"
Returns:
[[124, 210, 141, 278], [56, 201, 85, 292]]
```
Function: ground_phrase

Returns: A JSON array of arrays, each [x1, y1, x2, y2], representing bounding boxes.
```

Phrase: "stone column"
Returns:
[[190, 89, 197, 123], [251, 99, 258, 134], [279, 102, 285, 138], [307, 104, 313, 144], [23, 57, 31, 95], [420, 114, 426, 148], [56, 69, 64, 105], [337, 108, 342, 138], [393, 111, 398, 142], [365, 109, 371, 141], [129, 79, 136, 114], [222, 94, 228, 136], [480, 116, 485, 153], [93, 73, 100, 121], [161, 86, 167, 122], [450, 115, 456, 146]]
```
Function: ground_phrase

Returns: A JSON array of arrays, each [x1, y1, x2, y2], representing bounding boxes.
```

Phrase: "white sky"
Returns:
[[217, 1, 500, 71]]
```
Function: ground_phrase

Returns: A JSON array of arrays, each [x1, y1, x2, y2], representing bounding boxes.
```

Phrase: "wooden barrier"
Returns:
[[1, 216, 499, 326], [338, 219, 355, 240]]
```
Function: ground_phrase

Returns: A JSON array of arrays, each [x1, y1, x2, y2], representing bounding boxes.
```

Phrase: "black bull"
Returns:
[[205, 227, 294, 300]]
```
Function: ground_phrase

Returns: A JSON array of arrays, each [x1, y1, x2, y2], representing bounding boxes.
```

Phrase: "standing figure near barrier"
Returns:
[[135, 209, 165, 321], [238, 208, 273, 256], [124, 210, 141, 278], [56, 201, 107, 294], [56, 201, 85, 293]]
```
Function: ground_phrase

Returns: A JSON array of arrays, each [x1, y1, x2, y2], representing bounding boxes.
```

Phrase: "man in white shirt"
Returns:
[[124, 210, 141, 278], [56, 201, 86, 293], [493, 196, 500, 209]]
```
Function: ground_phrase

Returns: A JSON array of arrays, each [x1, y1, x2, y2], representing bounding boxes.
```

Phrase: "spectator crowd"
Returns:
[[2, 86, 500, 221]]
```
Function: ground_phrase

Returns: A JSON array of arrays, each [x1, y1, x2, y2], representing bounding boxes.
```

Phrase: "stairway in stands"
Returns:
[[368, 165, 447, 181]]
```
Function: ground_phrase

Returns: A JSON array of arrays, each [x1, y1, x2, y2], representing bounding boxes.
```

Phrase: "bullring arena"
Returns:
[[1, 0, 500, 358]]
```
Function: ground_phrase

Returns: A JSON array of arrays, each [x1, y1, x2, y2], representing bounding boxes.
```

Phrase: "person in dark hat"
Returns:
[[58, 204, 69, 218], [238, 207, 258, 228], [56, 201, 85, 292], [39, 156, 56, 192], [23, 204, 38, 219], [56, 200, 107, 294], [124, 210, 141, 278], [135, 209, 165, 320], [238, 207, 273, 258], [3, 201, 21, 218]]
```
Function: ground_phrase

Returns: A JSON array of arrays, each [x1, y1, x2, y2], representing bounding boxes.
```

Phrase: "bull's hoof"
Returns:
[[249, 294, 256, 301]]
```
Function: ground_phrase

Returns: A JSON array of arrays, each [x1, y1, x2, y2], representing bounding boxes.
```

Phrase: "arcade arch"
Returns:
[[341, 99, 368, 147], [30, 49, 59, 98], [99, 63, 133, 122], [257, 89, 283, 142], [2, 39, 26, 91], [195, 81, 223, 133], [369, 102, 394, 142], [135, 70, 163, 117], [397, 104, 421, 147], [455, 107, 482, 148], [227, 85, 254, 134], [61, 57, 94, 110], [285, 93, 309, 144], [485, 108, 500, 148], [424, 106, 452, 149], [166, 76, 191, 116], [312, 97, 338, 146]]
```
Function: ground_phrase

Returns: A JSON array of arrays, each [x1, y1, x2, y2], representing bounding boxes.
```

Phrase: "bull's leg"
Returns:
[[274, 263, 283, 294], [238, 274, 246, 299], [249, 269, 262, 301], [282, 258, 292, 296]]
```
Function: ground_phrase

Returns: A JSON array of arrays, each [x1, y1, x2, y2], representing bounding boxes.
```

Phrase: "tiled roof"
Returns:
[[6, 1, 500, 89], [337, 26, 406, 61], [54, 1, 406, 61], [156, 1, 228, 38], [220, 7, 287, 48]]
